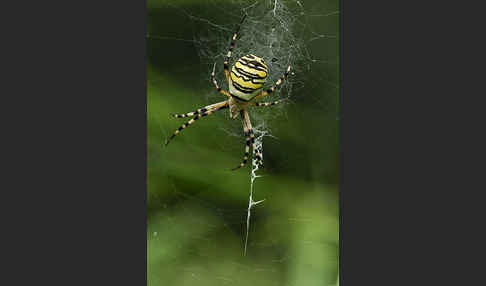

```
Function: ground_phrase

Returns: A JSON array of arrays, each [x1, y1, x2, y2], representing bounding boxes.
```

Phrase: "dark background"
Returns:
[[147, 0, 339, 285], [3, 0, 482, 285]]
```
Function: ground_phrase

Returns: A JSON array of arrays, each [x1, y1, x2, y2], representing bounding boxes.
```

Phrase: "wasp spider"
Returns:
[[166, 16, 291, 170]]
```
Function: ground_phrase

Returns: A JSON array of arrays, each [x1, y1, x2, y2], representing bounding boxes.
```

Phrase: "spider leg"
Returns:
[[224, 15, 247, 82], [211, 63, 231, 98], [171, 101, 228, 118], [232, 109, 263, 170], [231, 110, 251, 171], [249, 97, 289, 107], [252, 65, 291, 101], [166, 103, 229, 146]]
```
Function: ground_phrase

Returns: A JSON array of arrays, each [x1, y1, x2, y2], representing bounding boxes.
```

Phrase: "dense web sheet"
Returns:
[[245, 127, 268, 255], [147, 0, 339, 285]]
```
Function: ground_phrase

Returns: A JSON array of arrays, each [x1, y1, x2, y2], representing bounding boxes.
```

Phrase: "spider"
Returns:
[[165, 15, 291, 171]]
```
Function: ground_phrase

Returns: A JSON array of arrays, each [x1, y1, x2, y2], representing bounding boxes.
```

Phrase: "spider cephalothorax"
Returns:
[[166, 16, 291, 170]]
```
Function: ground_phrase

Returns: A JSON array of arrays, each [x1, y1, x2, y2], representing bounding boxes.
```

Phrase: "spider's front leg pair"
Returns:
[[165, 101, 229, 146]]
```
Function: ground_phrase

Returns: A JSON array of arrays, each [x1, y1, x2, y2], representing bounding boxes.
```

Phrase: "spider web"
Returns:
[[147, 0, 339, 285]]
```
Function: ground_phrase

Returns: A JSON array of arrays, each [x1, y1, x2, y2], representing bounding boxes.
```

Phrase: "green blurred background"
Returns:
[[147, 0, 339, 285]]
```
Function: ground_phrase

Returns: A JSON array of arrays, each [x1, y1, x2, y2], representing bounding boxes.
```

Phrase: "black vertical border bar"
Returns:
[[339, 0, 343, 283], [1, 0, 148, 285], [339, 0, 475, 284]]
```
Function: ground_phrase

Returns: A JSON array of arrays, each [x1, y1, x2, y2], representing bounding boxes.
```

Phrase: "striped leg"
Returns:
[[249, 97, 289, 107], [171, 101, 228, 118], [252, 65, 291, 101], [231, 110, 251, 171], [232, 109, 263, 171], [166, 104, 228, 146], [224, 15, 247, 82], [211, 63, 230, 98]]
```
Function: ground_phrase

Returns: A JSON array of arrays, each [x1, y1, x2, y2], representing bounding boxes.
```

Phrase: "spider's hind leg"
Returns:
[[231, 128, 251, 171], [242, 110, 264, 168], [232, 109, 264, 171]]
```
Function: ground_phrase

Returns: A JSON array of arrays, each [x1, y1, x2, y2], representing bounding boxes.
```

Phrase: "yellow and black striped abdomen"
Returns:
[[229, 54, 268, 101]]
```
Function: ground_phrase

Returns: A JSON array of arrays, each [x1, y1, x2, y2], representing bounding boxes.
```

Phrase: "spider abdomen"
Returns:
[[229, 54, 268, 101]]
